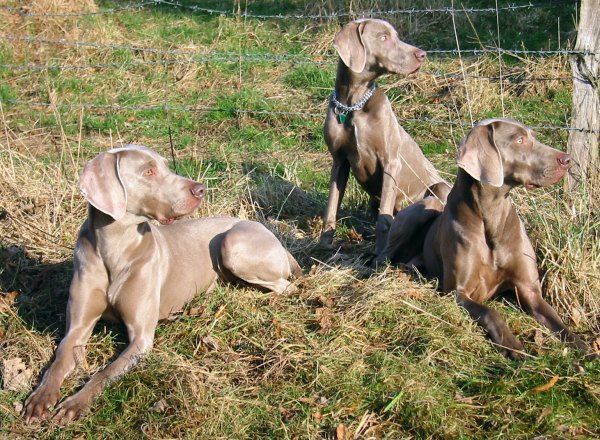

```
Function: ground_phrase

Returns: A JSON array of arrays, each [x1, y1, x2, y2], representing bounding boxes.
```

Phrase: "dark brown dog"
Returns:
[[380, 118, 595, 359], [321, 18, 449, 254]]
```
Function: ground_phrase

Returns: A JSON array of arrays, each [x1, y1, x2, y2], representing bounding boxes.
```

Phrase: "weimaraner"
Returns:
[[321, 18, 450, 254], [22, 145, 301, 423], [379, 119, 595, 359]]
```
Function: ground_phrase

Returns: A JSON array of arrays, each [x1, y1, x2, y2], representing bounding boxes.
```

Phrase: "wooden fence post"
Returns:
[[567, 0, 600, 190]]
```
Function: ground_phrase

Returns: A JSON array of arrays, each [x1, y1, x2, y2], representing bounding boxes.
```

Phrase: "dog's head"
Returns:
[[457, 118, 572, 189], [333, 18, 425, 75], [79, 145, 204, 223]]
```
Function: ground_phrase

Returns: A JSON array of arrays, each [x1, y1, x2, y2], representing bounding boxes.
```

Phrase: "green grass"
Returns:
[[1, 0, 599, 439]]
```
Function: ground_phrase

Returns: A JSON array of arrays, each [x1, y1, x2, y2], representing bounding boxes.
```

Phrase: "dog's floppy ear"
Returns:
[[333, 20, 367, 73], [79, 151, 127, 220], [457, 122, 504, 187]]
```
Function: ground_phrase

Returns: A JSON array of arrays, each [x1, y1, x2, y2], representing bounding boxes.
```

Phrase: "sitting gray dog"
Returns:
[[23, 145, 301, 423], [321, 18, 450, 254]]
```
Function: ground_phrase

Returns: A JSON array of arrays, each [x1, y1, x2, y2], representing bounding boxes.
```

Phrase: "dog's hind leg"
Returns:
[[220, 221, 300, 294]]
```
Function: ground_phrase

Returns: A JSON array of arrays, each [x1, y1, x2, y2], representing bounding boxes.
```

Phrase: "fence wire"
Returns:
[[2, 34, 597, 62], [0, 0, 157, 17], [2, 0, 578, 19], [4, 98, 598, 134], [0, 33, 592, 80], [0, 1, 597, 135]]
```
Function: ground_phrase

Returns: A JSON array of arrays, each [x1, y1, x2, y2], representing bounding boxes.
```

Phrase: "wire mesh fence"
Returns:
[[0, 0, 594, 134]]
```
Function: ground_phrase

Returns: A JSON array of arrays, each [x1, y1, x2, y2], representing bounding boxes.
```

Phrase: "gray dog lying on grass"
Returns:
[[22, 145, 301, 423], [378, 118, 597, 360]]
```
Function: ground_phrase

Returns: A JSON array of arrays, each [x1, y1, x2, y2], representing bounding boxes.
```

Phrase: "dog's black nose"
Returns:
[[191, 183, 205, 198]]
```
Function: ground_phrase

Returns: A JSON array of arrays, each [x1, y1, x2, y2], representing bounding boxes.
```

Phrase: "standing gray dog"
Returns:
[[321, 18, 449, 254], [379, 119, 595, 359], [23, 145, 301, 423]]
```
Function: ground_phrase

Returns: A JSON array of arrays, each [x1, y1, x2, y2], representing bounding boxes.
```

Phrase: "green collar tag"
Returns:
[[338, 112, 349, 124]]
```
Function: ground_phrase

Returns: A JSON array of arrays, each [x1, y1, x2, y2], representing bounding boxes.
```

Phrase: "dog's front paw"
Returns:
[[22, 387, 60, 424], [52, 393, 91, 424], [505, 347, 526, 361], [499, 336, 526, 361], [318, 230, 335, 249]]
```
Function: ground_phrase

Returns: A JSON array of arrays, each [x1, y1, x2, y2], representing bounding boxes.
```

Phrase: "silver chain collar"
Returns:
[[331, 83, 377, 115]]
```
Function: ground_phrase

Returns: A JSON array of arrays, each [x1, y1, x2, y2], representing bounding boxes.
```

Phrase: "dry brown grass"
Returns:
[[1, 1, 599, 438]]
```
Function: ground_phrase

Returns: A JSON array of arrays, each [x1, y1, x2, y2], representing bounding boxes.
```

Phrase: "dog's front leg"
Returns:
[[320, 157, 350, 246], [515, 282, 592, 356], [23, 270, 108, 424], [52, 331, 156, 423], [455, 291, 526, 360], [374, 160, 401, 256], [51, 277, 160, 424]]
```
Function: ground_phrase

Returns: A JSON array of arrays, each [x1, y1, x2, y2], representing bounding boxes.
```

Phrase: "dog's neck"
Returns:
[[88, 205, 151, 271], [453, 170, 517, 241], [334, 60, 379, 106]]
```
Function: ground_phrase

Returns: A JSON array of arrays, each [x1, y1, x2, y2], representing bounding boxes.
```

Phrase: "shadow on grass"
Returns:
[[0, 243, 128, 357], [242, 162, 379, 267], [1, 244, 72, 336]]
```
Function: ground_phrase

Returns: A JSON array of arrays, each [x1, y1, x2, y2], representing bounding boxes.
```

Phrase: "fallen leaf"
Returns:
[[529, 375, 559, 393], [0, 291, 19, 309], [557, 425, 587, 436], [185, 307, 203, 317], [201, 335, 219, 351], [336, 423, 347, 440], [151, 398, 170, 413], [533, 329, 545, 348], [13, 401, 23, 413], [309, 265, 318, 276], [280, 406, 297, 421], [1, 358, 33, 392], [300, 395, 329, 407], [570, 307, 583, 326], [313, 411, 322, 422], [453, 392, 475, 405], [347, 229, 363, 243], [592, 337, 600, 353], [405, 288, 425, 300], [314, 394, 329, 406], [162, 311, 183, 322], [315, 307, 333, 334], [536, 407, 552, 424], [318, 294, 334, 308]]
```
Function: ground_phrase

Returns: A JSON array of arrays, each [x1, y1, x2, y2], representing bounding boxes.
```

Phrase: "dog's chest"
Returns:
[[462, 230, 528, 302], [326, 112, 379, 180]]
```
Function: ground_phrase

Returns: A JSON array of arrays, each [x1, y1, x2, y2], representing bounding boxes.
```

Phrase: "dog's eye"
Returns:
[[143, 168, 155, 177]]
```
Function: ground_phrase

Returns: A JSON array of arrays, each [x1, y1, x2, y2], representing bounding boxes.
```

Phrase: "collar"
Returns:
[[331, 83, 377, 115]]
